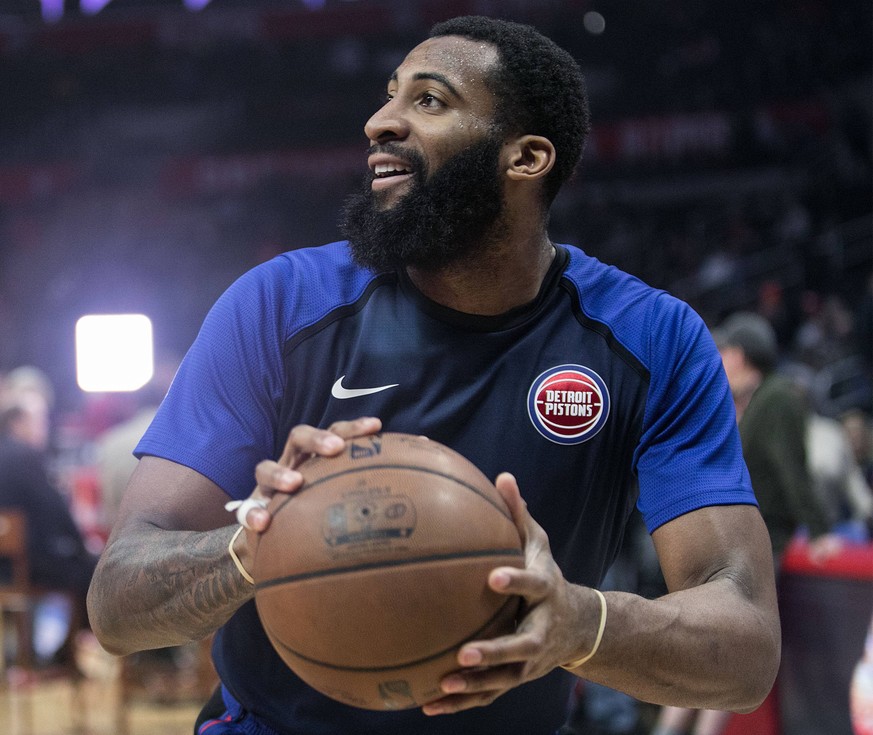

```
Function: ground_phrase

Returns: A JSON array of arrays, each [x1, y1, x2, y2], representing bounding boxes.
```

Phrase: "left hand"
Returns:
[[421, 472, 593, 716]]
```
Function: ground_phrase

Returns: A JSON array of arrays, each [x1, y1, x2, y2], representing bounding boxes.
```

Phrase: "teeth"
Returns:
[[374, 163, 411, 177]]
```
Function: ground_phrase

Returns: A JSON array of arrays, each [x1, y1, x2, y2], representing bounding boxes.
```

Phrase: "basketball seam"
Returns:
[[261, 595, 519, 673], [255, 548, 524, 590]]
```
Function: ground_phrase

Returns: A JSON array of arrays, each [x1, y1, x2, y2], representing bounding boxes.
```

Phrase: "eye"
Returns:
[[419, 92, 445, 110]]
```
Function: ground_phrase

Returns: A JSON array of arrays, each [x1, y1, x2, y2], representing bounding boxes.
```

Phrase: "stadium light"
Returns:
[[80, 0, 114, 14], [40, 0, 64, 23], [75, 314, 154, 392]]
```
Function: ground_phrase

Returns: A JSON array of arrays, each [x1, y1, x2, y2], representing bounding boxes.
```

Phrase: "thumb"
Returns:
[[495, 472, 529, 540]]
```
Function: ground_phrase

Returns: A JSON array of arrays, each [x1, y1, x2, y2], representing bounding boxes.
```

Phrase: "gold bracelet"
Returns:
[[228, 526, 254, 585], [561, 589, 607, 669]]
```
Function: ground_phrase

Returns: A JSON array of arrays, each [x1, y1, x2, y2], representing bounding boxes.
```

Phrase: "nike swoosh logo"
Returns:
[[331, 376, 399, 399]]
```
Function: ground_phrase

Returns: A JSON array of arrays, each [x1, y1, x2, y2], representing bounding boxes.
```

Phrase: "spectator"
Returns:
[[652, 311, 834, 735], [806, 411, 873, 536], [0, 373, 98, 666], [94, 357, 179, 528]]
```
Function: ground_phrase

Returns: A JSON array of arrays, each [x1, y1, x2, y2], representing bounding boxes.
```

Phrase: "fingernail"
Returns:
[[282, 469, 301, 484], [490, 570, 510, 589], [458, 648, 482, 666], [441, 675, 465, 693], [322, 436, 344, 451]]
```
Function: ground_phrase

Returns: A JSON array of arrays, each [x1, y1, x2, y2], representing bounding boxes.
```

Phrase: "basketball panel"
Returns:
[[265, 588, 521, 711], [256, 553, 523, 667], [255, 465, 520, 584]]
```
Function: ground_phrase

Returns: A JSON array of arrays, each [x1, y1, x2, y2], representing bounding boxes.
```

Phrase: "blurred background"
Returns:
[[1, 0, 870, 421], [0, 1, 869, 733]]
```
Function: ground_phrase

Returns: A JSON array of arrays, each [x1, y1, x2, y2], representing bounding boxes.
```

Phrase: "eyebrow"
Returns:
[[389, 71, 462, 100]]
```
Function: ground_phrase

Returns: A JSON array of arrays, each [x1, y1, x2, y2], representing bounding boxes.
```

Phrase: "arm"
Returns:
[[87, 456, 254, 655], [87, 418, 382, 656], [422, 474, 780, 716]]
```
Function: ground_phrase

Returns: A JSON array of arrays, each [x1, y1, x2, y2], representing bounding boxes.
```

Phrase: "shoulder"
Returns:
[[231, 241, 374, 299], [559, 244, 709, 371], [749, 374, 807, 418], [211, 241, 388, 337]]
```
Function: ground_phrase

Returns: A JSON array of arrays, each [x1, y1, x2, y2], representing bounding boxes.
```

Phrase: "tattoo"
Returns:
[[90, 524, 254, 652]]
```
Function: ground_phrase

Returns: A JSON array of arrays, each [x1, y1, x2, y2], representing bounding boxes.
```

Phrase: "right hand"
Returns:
[[241, 416, 383, 533]]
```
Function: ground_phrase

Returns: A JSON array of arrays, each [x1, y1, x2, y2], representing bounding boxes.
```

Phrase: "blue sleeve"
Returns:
[[134, 258, 288, 500], [635, 293, 756, 533]]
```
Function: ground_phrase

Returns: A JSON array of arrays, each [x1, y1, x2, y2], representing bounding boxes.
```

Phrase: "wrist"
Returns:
[[228, 526, 255, 585], [561, 588, 608, 670]]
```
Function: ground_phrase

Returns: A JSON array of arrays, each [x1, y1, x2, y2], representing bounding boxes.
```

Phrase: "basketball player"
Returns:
[[87, 16, 780, 735]]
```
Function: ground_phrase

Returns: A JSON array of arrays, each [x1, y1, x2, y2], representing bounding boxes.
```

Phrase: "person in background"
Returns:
[[712, 312, 835, 561], [94, 358, 179, 528], [0, 369, 98, 666], [806, 410, 873, 537], [652, 311, 835, 735]]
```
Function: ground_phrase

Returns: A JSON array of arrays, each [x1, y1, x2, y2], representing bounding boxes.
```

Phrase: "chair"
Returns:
[[0, 508, 85, 735]]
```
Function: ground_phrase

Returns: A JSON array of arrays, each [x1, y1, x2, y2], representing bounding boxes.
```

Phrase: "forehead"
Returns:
[[394, 35, 499, 97]]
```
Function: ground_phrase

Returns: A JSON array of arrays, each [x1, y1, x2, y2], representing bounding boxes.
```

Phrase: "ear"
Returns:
[[505, 135, 556, 182]]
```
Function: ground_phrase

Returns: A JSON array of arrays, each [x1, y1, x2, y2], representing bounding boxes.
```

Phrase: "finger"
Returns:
[[455, 626, 543, 671], [276, 419, 382, 466], [422, 692, 495, 716], [254, 461, 303, 494], [277, 424, 346, 465], [488, 565, 550, 600], [494, 472, 530, 541], [438, 661, 525, 698], [326, 416, 382, 439], [496, 472, 557, 569], [240, 462, 305, 532], [422, 665, 518, 716], [226, 497, 269, 529], [238, 503, 271, 533]]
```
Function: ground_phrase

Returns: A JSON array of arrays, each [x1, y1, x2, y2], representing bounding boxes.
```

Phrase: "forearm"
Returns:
[[87, 523, 253, 655], [564, 577, 780, 711]]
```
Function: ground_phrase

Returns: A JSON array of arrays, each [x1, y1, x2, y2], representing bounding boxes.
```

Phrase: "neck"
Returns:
[[405, 230, 556, 315]]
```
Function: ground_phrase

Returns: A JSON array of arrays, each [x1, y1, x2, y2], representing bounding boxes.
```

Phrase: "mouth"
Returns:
[[369, 155, 416, 193]]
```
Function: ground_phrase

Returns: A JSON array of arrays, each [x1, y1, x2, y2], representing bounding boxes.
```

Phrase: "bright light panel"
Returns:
[[76, 314, 154, 392], [80, 0, 113, 15]]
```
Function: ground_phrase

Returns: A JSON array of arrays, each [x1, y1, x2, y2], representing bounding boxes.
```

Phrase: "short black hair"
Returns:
[[712, 312, 779, 374], [429, 15, 590, 204]]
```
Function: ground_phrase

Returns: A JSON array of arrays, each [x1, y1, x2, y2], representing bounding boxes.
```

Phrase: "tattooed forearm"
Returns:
[[88, 524, 254, 655]]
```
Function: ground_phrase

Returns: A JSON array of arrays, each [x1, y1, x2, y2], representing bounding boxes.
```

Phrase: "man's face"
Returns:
[[341, 36, 510, 272], [718, 345, 759, 403]]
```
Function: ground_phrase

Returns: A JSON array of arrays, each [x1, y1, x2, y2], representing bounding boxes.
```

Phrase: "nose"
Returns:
[[364, 98, 409, 144]]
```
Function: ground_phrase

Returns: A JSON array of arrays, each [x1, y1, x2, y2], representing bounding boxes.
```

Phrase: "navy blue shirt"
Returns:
[[137, 242, 755, 735]]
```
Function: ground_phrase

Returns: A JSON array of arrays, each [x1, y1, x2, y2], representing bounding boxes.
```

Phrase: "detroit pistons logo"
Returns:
[[527, 364, 610, 445]]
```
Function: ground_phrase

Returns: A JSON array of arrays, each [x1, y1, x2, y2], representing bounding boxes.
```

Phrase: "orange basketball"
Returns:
[[253, 432, 523, 711]]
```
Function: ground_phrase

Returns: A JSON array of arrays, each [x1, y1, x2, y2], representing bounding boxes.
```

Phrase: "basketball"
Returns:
[[252, 432, 524, 711]]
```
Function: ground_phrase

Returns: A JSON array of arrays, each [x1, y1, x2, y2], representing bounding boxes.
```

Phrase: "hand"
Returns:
[[422, 472, 593, 716], [236, 416, 383, 533]]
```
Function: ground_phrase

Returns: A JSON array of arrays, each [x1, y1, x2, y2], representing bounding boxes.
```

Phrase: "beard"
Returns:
[[341, 133, 506, 272]]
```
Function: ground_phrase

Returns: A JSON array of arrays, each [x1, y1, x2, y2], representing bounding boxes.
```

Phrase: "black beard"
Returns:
[[341, 134, 505, 272]]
